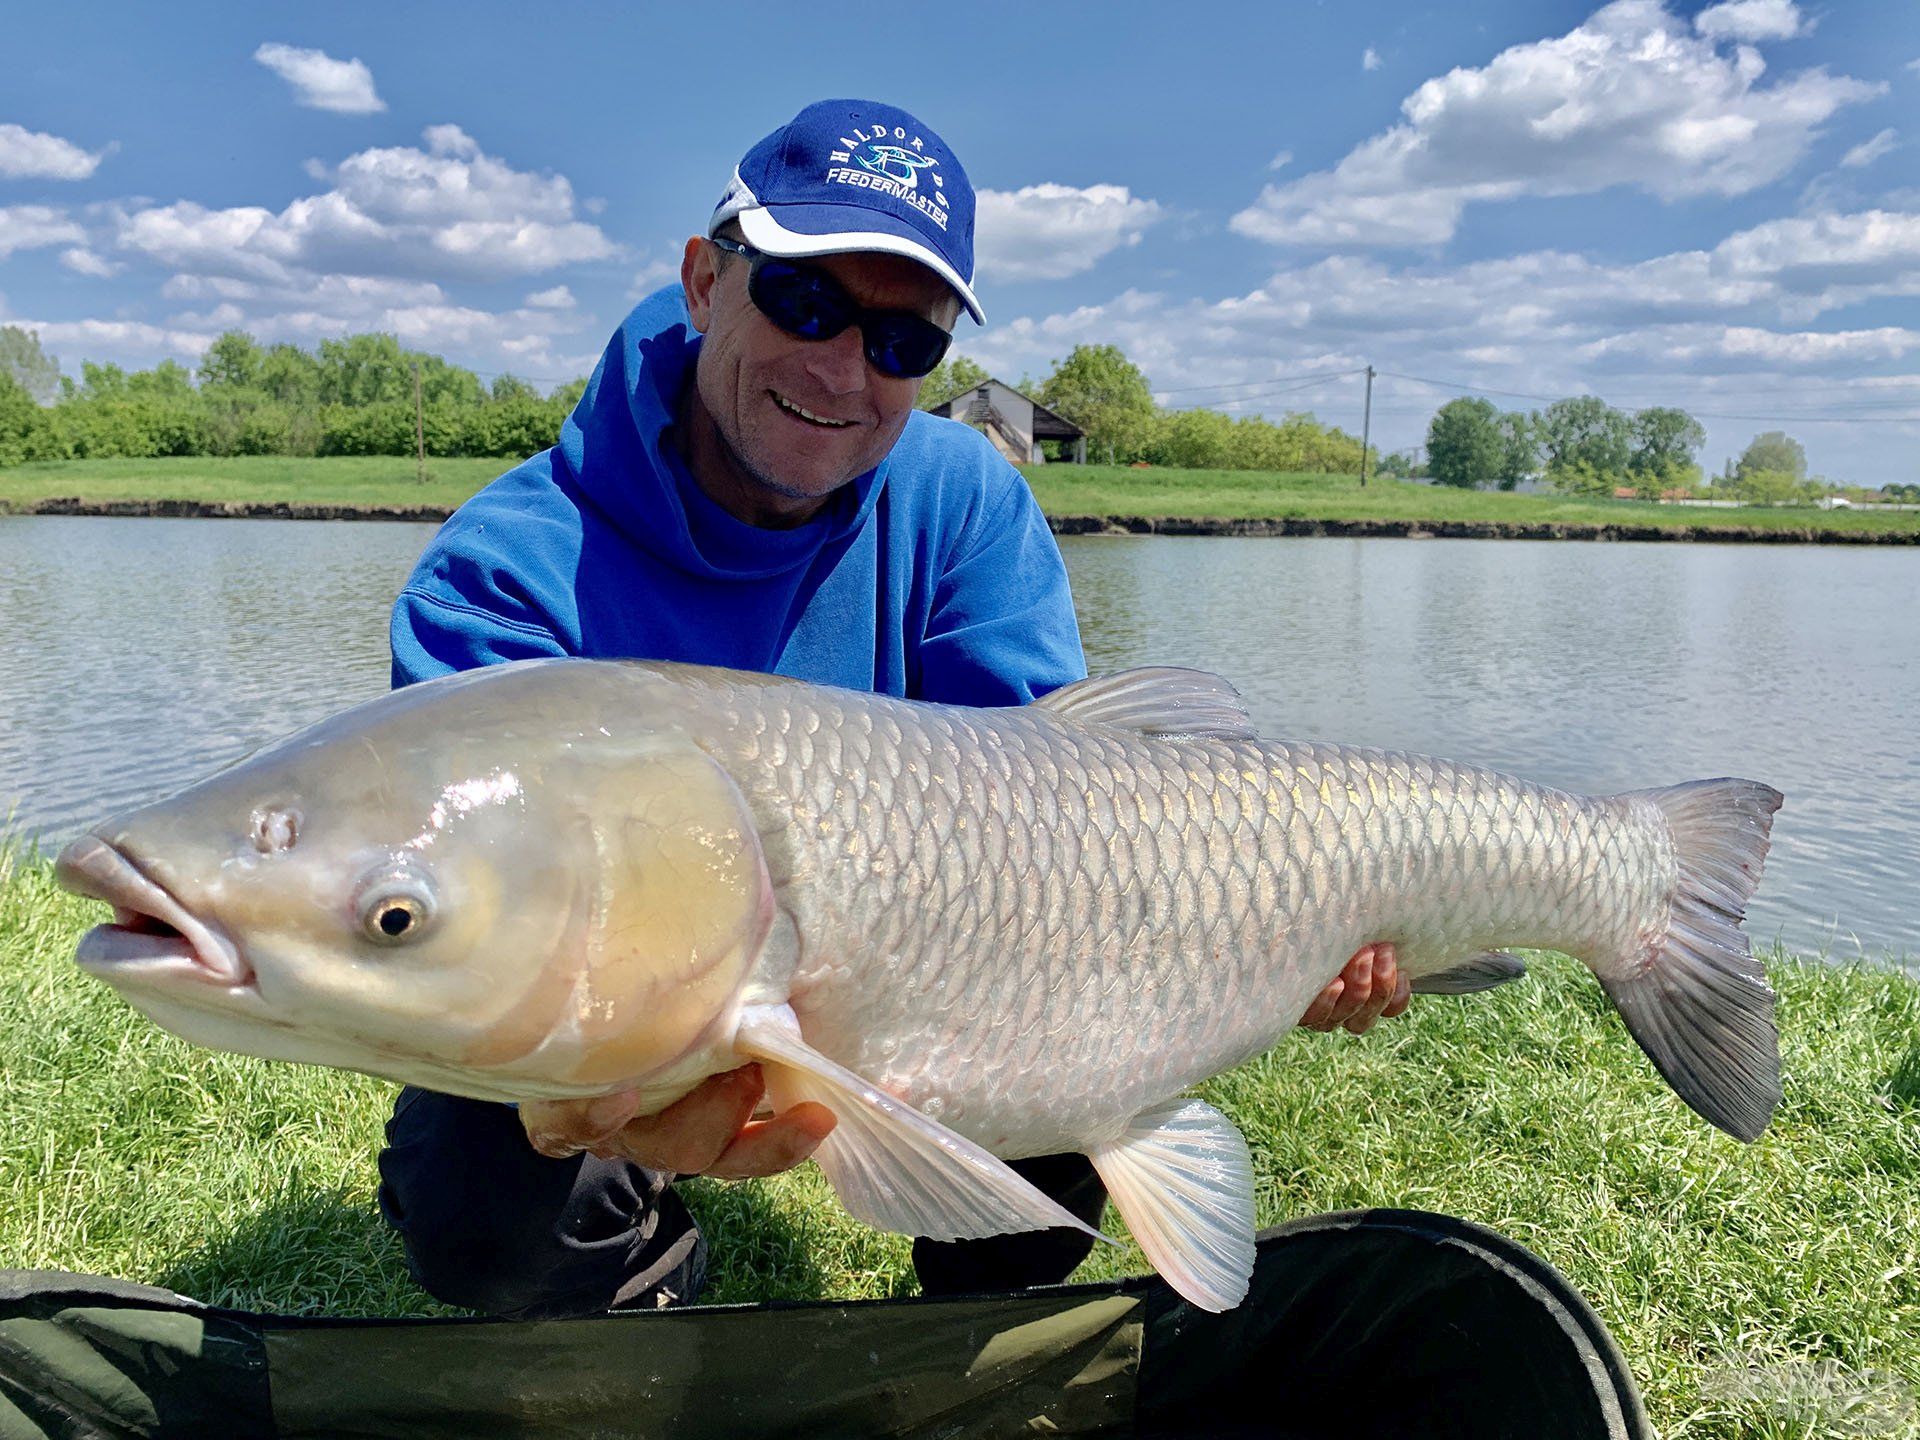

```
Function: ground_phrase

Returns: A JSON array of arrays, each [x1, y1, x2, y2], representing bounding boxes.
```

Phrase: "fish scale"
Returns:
[[715, 677, 1669, 1158]]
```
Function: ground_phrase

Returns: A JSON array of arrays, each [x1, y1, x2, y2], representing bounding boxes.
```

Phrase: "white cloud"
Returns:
[[1694, 0, 1804, 42], [59, 247, 117, 277], [0, 205, 84, 258], [1363, 47, 1382, 71], [1840, 128, 1898, 169], [1231, 0, 1880, 248], [1579, 323, 1920, 366], [627, 252, 681, 299], [524, 285, 574, 309], [0, 315, 215, 359], [0, 123, 107, 180], [1268, 149, 1293, 172], [253, 43, 385, 115], [975, 183, 1164, 281], [115, 126, 616, 284]]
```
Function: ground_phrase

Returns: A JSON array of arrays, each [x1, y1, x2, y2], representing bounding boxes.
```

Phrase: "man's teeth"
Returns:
[[774, 393, 854, 428]]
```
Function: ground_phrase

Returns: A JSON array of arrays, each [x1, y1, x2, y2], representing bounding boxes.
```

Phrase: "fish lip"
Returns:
[[55, 834, 254, 989]]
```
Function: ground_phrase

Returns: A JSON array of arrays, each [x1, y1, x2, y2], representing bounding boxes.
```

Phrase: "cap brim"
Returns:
[[735, 204, 985, 326]]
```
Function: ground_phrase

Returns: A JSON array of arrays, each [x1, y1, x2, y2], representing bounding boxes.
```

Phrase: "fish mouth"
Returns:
[[56, 834, 253, 990]]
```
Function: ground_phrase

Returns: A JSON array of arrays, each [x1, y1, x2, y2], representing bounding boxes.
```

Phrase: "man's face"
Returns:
[[682, 236, 958, 524]]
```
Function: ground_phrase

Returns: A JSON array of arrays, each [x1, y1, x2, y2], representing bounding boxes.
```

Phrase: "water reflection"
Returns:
[[0, 518, 1912, 960]]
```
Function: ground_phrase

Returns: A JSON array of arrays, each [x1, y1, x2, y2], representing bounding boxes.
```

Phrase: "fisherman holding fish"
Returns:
[[372, 99, 1411, 1318]]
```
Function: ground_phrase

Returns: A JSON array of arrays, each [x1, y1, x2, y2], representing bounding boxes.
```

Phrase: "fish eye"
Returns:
[[355, 869, 437, 946]]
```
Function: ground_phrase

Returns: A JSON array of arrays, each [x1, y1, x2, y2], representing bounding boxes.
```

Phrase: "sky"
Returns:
[[4, 0, 1919, 484]]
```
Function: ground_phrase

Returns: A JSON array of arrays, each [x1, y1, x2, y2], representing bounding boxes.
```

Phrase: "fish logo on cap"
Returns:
[[857, 143, 936, 189]]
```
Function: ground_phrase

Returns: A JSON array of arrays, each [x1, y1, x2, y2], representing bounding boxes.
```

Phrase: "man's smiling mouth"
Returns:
[[772, 391, 855, 429]]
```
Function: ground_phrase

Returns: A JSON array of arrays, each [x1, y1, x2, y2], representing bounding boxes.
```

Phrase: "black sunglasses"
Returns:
[[709, 235, 954, 380]]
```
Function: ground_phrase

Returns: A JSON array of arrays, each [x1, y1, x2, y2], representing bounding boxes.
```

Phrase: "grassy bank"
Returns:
[[4, 846, 1918, 1437], [3, 456, 1918, 538]]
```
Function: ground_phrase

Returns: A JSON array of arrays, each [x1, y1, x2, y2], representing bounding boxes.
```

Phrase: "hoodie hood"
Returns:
[[551, 285, 889, 582]]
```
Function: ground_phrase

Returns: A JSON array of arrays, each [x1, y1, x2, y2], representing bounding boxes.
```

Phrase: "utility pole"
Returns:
[[1360, 364, 1375, 488], [412, 362, 426, 484]]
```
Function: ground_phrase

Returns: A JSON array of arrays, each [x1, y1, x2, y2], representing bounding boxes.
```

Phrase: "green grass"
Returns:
[[0, 455, 506, 509], [3, 456, 1917, 538], [5, 845, 1918, 1437], [1023, 463, 1920, 536]]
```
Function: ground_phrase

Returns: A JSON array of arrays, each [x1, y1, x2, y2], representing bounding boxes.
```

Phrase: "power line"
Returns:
[[1152, 366, 1365, 397]]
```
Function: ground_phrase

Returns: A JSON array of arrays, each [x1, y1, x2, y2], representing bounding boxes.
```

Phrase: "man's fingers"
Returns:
[[522, 1087, 644, 1158], [1344, 943, 1394, 1034], [1299, 977, 1344, 1031], [704, 1102, 839, 1179], [606, 1065, 768, 1172]]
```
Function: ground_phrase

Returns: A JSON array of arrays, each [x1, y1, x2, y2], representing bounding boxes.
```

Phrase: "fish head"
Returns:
[[55, 661, 774, 1102]]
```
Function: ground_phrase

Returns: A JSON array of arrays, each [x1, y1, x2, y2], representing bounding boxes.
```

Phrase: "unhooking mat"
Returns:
[[0, 1208, 1650, 1439]]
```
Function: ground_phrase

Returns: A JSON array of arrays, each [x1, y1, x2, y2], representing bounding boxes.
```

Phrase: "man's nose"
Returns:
[[803, 325, 868, 395]]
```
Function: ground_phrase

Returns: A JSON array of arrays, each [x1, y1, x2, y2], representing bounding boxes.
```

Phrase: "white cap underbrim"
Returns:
[[712, 177, 984, 326]]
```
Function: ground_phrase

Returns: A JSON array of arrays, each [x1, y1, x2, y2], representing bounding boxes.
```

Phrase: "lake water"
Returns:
[[1, 516, 1913, 960]]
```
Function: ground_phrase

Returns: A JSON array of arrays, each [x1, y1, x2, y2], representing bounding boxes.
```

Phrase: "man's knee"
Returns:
[[376, 1087, 695, 1317]]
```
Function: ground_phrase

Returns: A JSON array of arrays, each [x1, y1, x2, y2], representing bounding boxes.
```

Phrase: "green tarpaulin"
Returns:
[[0, 1209, 1648, 1439]]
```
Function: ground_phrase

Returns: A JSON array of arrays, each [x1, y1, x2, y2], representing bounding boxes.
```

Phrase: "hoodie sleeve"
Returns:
[[390, 586, 570, 687], [916, 466, 1087, 706]]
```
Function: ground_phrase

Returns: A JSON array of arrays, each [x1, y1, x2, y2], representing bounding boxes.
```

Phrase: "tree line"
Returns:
[[918, 345, 1371, 474], [1415, 394, 1885, 504], [0, 326, 585, 467]]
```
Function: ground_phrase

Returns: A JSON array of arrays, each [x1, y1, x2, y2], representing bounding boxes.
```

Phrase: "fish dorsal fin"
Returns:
[[1089, 1098, 1256, 1313], [1033, 668, 1257, 740], [736, 1005, 1114, 1245]]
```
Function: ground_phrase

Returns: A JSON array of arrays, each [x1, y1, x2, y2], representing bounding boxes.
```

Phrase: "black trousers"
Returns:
[[376, 1087, 1109, 1319]]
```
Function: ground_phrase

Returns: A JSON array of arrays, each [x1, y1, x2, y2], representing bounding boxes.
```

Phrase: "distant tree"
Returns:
[[259, 344, 324, 406], [0, 371, 59, 464], [1036, 344, 1156, 464], [0, 325, 62, 405], [1426, 397, 1502, 488], [1729, 467, 1801, 505], [1374, 450, 1413, 480], [125, 359, 195, 399], [1629, 407, 1705, 489], [199, 331, 265, 391], [1493, 410, 1539, 490], [489, 373, 540, 403], [551, 376, 590, 410], [1536, 396, 1632, 481], [916, 353, 988, 411], [78, 361, 131, 400], [1736, 431, 1807, 483]]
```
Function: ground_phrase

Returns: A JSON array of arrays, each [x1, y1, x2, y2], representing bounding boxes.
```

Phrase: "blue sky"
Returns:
[[4, 0, 1918, 482]]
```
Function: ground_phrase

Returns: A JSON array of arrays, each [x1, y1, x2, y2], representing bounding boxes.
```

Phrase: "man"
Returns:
[[377, 98, 1409, 1319]]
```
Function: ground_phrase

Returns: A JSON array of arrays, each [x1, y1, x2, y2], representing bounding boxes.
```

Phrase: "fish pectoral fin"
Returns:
[[1031, 668, 1257, 740], [735, 1005, 1112, 1246], [1088, 1099, 1255, 1314], [1410, 952, 1529, 995]]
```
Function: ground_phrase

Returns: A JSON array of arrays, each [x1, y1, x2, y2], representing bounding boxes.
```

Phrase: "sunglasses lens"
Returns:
[[863, 317, 952, 380], [747, 256, 951, 379], [750, 261, 853, 342]]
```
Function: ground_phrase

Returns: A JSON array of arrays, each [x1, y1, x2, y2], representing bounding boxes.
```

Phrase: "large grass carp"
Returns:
[[55, 659, 1782, 1311]]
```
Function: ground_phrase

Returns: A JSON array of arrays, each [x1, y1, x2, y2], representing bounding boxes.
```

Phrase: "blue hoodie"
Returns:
[[391, 287, 1086, 702]]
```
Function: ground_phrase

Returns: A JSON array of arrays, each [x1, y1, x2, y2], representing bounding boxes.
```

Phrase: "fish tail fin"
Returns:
[[1595, 778, 1784, 1142]]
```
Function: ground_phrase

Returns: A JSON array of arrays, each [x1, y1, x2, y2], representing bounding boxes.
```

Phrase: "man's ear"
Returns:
[[682, 235, 718, 334]]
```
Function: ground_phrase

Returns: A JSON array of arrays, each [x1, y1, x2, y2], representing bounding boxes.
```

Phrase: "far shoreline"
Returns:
[[6, 494, 1919, 545]]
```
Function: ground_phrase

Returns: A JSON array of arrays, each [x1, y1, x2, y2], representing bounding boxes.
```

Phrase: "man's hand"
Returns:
[[521, 1064, 836, 1179], [1298, 942, 1410, 1035]]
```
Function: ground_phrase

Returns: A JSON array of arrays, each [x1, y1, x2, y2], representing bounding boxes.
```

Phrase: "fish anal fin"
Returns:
[[1089, 1099, 1255, 1313], [735, 1004, 1111, 1245], [1032, 668, 1257, 740], [1410, 952, 1529, 995]]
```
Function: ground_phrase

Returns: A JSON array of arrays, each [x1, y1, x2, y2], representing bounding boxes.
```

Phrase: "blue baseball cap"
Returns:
[[708, 98, 984, 325]]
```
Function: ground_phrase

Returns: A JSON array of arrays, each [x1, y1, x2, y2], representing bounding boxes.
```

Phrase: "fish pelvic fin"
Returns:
[[1601, 778, 1785, 1143], [1409, 952, 1529, 995], [1088, 1099, 1256, 1314], [736, 1004, 1113, 1245]]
